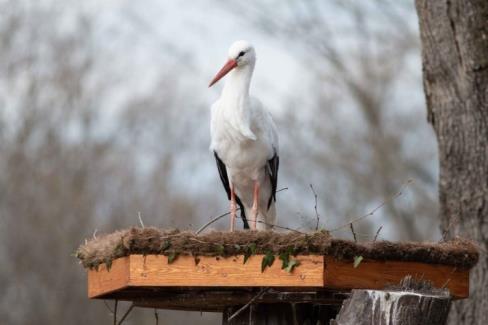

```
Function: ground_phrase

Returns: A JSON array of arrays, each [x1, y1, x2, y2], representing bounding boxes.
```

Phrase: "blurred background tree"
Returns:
[[0, 0, 439, 323]]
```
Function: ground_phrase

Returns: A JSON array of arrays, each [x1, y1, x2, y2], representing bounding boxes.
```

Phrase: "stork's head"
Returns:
[[209, 40, 256, 87]]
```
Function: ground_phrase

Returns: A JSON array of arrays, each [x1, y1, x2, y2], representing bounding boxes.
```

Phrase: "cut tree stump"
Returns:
[[332, 276, 452, 325]]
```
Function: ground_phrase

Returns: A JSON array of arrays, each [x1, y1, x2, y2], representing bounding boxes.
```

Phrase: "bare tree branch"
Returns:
[[329, 179, 413, 232]]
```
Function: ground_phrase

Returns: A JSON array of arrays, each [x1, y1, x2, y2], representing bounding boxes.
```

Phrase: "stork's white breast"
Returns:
[[210, 97, 277, 179]]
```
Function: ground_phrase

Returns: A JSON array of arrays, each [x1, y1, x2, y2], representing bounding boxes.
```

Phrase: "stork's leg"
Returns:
[[251, 181, 260, 230], [230, 184, 236, 232]]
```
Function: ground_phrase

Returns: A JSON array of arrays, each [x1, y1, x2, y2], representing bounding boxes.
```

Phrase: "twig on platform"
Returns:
[[138, 211, 145, 228], [350, 223, 357, 242], [228, 287, 269, 321], [254, 220, 305, 234], [373, 226, 383, 242], [309, 184, 320, 230], [196, 210, 237, 234], [196, 187, 289, 234]]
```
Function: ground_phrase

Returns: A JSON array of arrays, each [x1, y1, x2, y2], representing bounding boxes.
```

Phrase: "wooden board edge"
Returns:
[[323, 256, 469, 299], [126, 254, 324, 287], [87, 254, 470, 299], [88, 256, 130, 298]]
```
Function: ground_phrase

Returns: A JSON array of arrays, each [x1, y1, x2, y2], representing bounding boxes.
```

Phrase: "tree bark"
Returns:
[[415, 1, 488, 324]]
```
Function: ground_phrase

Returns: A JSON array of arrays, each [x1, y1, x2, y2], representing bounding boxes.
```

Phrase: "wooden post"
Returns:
[[332, 276, 452, 325]]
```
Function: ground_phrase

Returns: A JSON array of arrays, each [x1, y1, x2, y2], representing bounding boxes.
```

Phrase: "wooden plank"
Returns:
[[324, 256, 469, 299], [128, 254, 324, 287], [223, 304, 340, 325], [132, 289, 347, 312], [87, 255, 470, 300], [88, 257, 130, 298]]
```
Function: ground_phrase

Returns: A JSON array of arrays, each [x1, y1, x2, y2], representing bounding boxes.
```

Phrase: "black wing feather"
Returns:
[[213, 151, 250, 229], [267, 151, 279, 210]]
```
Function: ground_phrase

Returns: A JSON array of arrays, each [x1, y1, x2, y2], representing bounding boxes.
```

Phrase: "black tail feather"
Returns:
[[236, 196, 249, 229]]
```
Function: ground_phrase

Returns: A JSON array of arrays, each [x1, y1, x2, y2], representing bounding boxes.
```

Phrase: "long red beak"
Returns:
[[209, 59, 237, 87]]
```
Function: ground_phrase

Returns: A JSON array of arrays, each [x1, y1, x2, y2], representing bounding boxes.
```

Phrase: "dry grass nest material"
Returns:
[[76, 227, 479, 270]]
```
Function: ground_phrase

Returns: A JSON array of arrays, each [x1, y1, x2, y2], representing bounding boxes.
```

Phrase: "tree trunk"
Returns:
[[415, 1, 488, 324]]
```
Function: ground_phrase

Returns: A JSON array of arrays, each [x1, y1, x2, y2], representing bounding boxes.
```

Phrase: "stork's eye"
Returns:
[[238, 51, 245, 57]]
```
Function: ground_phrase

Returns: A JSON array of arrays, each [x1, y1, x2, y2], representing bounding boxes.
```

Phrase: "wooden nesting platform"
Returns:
[[87, 253, 470, 311], [78, 228, 479, 312]]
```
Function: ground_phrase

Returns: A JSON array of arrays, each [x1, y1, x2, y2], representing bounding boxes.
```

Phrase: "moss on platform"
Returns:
[[76, 227, 479, 270]]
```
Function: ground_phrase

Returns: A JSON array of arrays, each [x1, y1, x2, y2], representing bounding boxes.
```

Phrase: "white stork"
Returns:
[[209, 40, 279, 231]]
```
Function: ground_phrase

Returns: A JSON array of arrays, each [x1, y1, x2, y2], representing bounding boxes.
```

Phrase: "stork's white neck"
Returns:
[[221, 62, 255, 101], [219, 62, 256, 140]]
